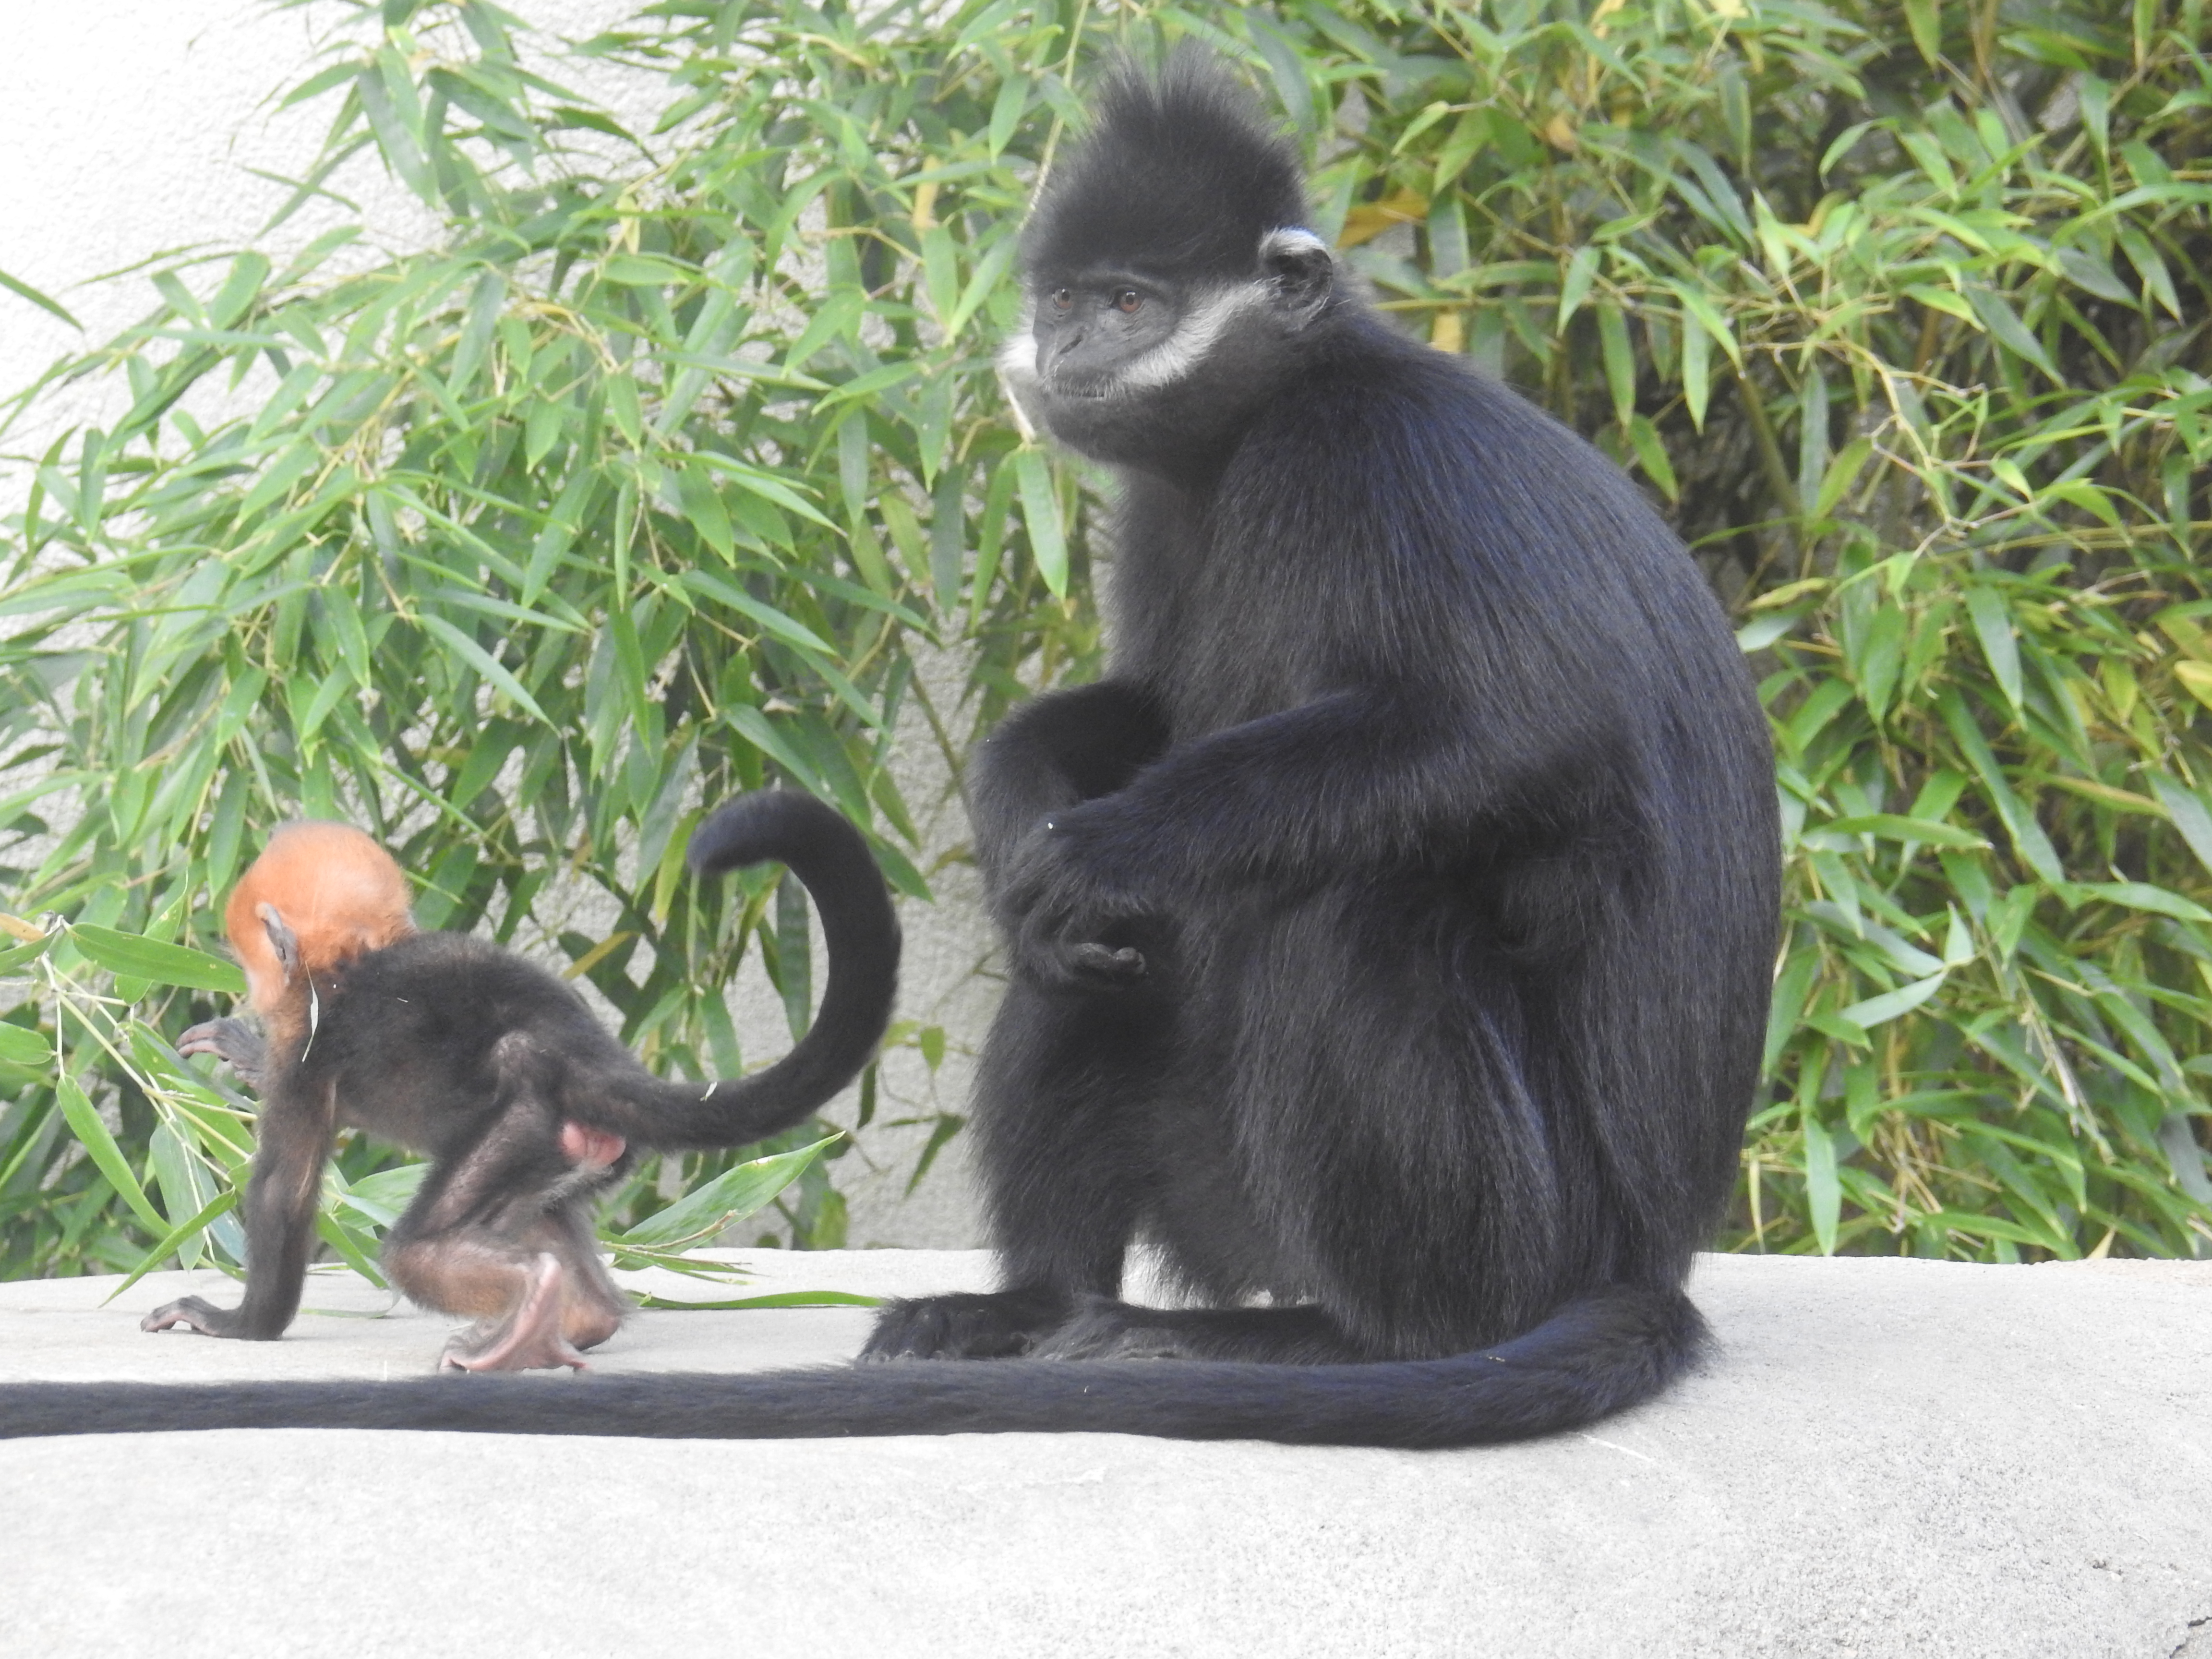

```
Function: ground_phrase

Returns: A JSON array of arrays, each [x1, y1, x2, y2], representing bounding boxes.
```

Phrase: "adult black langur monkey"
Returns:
[[0, 52, 1777, 1445], [144, 792, 898, 1373]]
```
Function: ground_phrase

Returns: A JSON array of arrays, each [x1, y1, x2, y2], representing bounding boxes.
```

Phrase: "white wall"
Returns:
[[0, 0, 992, 1249]]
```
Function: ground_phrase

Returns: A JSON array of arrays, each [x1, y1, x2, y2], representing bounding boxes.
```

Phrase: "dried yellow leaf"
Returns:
[[1431, 310, 1465, 353], [1337, 192, 1428, 249], [2173, 660, 2212, 711]]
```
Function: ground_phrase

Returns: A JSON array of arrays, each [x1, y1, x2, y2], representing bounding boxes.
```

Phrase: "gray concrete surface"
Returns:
[[1, 1251, 2208, 1658]]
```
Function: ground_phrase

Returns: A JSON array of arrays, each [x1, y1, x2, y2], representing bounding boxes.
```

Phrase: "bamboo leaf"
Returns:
[[103, 1190, 240, 1302], [1014, 448, 1067, 597], [613, 1136, 840, 1249], [1904, 0, 1942, 65], [416, 613, 549, 723], [58, 1078, 168, 1234], [1803, 1113, 1841, 1255], [1966, 588, 2023, 715], [0, 1023, 54, 1066], [70, 926, 245, 995], [0, 265, 82, 328]]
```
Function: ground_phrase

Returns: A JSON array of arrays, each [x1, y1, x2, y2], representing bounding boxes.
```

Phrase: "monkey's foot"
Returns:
[[437, 1256, 591, 1373], [1031, 1298, 1361, 1364], [141, 1296, 250, 1339], [1028, 1296, 1196, 1361], [858, 1287, 1072, 1361]]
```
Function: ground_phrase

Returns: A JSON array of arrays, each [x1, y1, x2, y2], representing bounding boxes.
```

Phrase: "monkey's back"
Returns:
[[300, 933, 643, 1158]]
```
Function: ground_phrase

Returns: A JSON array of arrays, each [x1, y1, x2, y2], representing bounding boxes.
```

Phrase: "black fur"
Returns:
[[858, 52, 1777, 1422], [343, 791, 901, 1157], [0, 1287, 1701, 1446], [1, 55, 1774, 1443]]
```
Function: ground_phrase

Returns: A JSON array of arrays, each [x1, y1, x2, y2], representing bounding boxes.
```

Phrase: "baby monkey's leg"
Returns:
[[385, 1113, 617, 1372]]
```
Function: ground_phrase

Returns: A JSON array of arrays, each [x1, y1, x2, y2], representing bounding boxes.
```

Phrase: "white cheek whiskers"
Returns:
[[995, 319, 1041, 441], [1105, 285, 1257, 394]]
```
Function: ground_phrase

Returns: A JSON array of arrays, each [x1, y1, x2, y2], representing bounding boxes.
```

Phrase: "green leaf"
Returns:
[[1624, 414, 1678, 502], [1681, 306, 1711, 430], [1014, 449, 1067, 597], [70, 926, 245, 994], [417, 613, 549, 723], [1557, 245, 1600, 328], [1937, 689, 2064, 884], [613, 1136, 840, 1250], [1803, 1113, 1841, 1256], [2151, 778, 2212, 880], [1965, 587, 2022, 715], [1598, 303, 1635, 428], [1965, 286, 2059, 381], [1838, 972, 1947, 1030], [1812, 437, 1874, 520], [1824, 815, 1990, 849], [103, 1190, 240, 1303], [0, 265, 81, 328], [680, 572, 834, 655], [58, 1077, 168, 1234], [0, 1022, 54, 1066], [635, 1289, 883, 1310], [316, 1211, 388, 1288], [2069, 881, 2212, 924], [1904, 0, 1942, 65]]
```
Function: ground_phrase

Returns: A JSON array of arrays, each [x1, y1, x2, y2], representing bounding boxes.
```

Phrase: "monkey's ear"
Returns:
[[255, 902, 302, 984], [1260, 228, 1333, 324]]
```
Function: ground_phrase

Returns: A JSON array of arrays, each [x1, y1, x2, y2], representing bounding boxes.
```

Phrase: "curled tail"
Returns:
[[627, 792, 899, 1150], [0, 1286, 1704, 1447]]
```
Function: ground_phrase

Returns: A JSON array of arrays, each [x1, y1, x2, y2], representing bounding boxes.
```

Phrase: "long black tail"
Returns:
[[0, 1286, 1704, 1447], [612, 792, 899, 1150]]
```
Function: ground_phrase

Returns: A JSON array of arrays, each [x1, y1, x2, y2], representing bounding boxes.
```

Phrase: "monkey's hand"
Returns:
[[179, 1017, 267, 1092], [141, 1296, 254, 1339], [998, 815, 1154, 991]]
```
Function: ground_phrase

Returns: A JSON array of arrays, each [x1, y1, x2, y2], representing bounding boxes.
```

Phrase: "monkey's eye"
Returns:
[[1114, 289, 1143, 314], [1050, 288, 1073, 312]]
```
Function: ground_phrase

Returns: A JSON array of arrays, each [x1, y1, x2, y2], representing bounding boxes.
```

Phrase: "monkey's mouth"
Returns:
[[1039, 375, 1120, 403]]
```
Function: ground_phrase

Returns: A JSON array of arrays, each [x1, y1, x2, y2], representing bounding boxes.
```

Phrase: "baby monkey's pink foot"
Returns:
[[438, 1254, 591, 1373]]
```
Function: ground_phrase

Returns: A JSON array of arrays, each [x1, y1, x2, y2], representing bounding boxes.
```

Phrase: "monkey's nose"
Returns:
[[1046, 328, 1087, 370]]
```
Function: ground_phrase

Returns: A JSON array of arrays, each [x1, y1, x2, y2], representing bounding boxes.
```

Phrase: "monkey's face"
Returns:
[[1000, 229, 1335, 474]]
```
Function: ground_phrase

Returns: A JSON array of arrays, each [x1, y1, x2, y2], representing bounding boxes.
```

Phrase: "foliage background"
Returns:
[[0, 0, 2206, 1283]]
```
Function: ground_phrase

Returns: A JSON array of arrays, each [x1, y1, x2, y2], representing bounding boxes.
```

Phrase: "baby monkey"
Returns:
[[146, 793, 898, 1372]]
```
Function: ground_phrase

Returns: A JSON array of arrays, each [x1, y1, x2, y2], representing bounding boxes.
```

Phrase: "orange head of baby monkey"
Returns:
[[227, 821, 416, 1025]]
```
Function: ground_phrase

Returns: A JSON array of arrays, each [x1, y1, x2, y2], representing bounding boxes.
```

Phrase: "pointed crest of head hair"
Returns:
[[1022, 48, 1310, 283]]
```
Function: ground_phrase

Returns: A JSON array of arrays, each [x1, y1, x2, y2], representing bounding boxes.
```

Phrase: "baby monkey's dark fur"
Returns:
[[6, 52, 1775, 1445], [141, 792, 898, 1373]]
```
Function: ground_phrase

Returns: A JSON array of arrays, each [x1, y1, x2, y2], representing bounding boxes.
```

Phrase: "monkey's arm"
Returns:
[[142, 1092, 332, 1341], [1005, 682, 1611, 969], [967, 678, 1170, 898]]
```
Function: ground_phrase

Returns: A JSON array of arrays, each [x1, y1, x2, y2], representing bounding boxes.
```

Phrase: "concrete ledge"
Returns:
[[2, 1252, 2208, 1658]]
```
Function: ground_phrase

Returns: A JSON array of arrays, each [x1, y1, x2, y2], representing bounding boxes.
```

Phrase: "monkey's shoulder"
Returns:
[[1254, 325, 1642, 502], [1218, 323, 1731, 626]]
